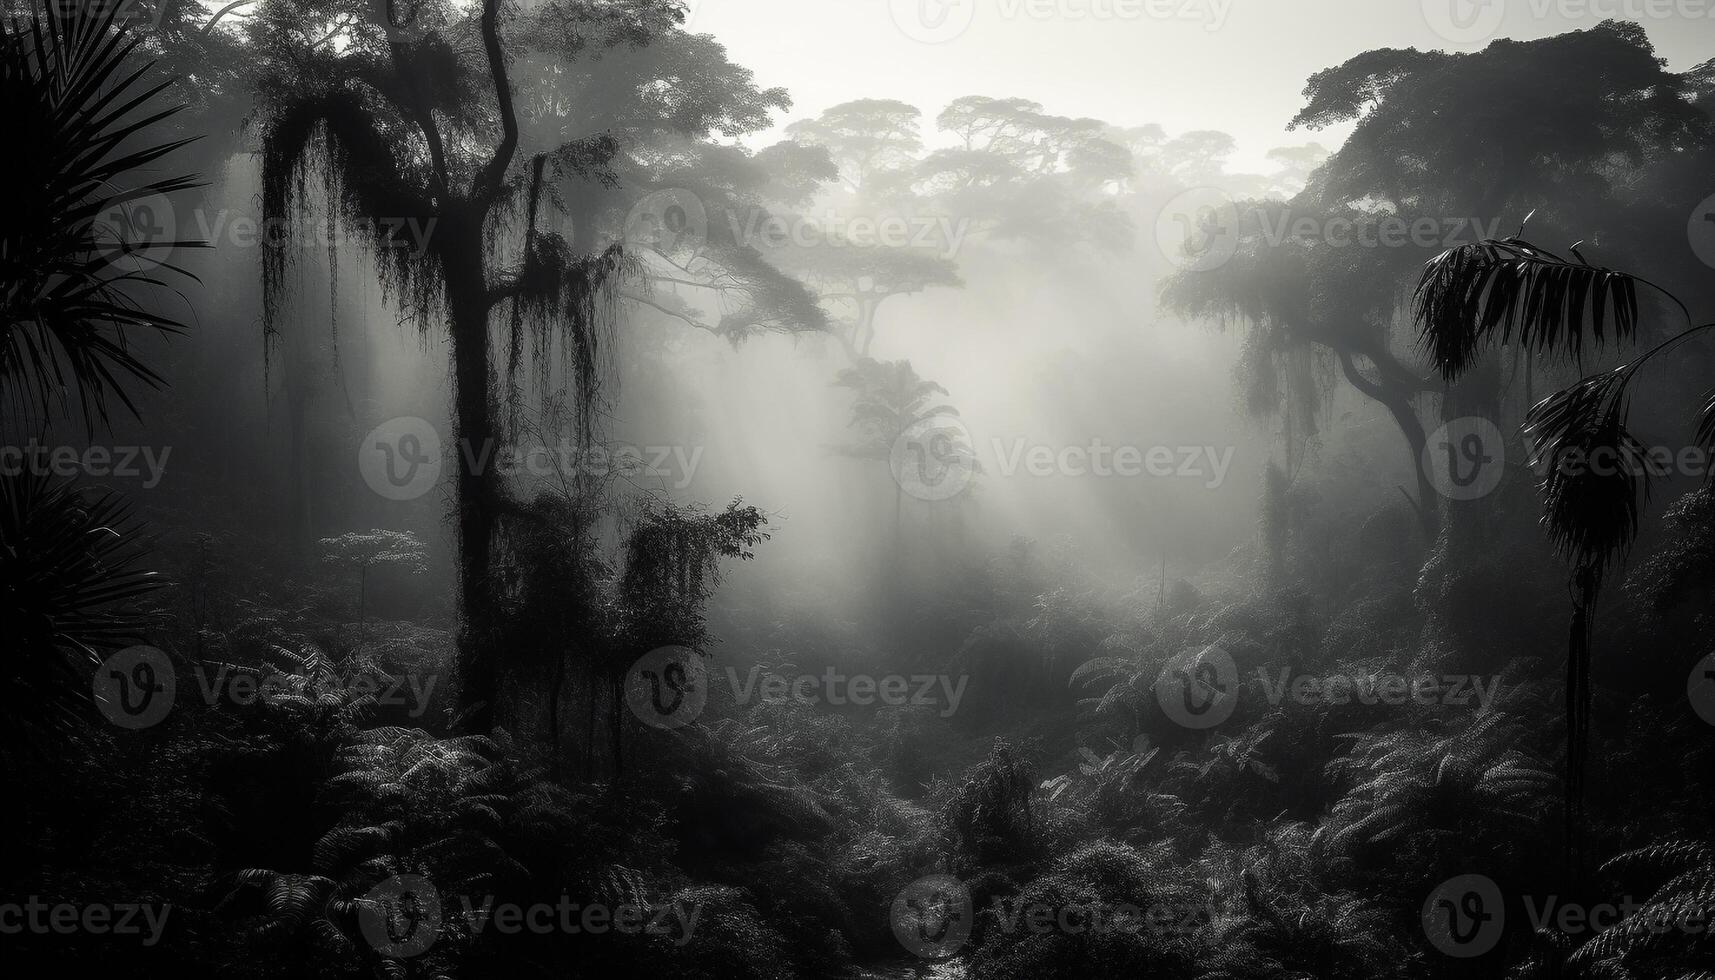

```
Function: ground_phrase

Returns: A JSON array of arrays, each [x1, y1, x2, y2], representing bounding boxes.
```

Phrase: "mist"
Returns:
[[5, 2, 1715, 978]]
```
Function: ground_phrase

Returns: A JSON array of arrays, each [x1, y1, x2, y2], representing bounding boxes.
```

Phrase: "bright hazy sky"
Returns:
[[691, 0, 1715, 171]]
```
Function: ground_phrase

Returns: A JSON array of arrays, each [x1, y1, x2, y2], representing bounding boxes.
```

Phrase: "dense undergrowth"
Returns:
[[7, 474, 1713, 980]]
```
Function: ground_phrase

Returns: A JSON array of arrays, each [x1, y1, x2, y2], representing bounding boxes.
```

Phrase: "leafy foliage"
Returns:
[[0, 470, 163, 742], [1, 0, 204, 430]]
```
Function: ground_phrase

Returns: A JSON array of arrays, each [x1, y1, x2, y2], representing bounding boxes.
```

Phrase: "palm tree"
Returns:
[[832, 357, 979, 547], [249, 0, 647, 731], [1412, 229, 1714, 873], [0, 0, 201, 745], [1, 0, 203, 429]]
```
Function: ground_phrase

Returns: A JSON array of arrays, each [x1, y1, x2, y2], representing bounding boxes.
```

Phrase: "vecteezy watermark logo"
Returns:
[[1690, 194, 1715, 270], [891, 874, 974, 959], [990, 896, 1214, 938], [1690, 651, 1715, 726], [53, 0, 168, 32], [726, 208, 972, 260], [1156, 188, 1240, 272], [892, 0, 1232, 39], [890, 0, 978, 43], [989, 440, 1235, 488], [1257, 670, 1502, 709], [1423, 874, 1505, 957], [359, 877, 703, 953], [1154, 645, 1238, 729], [93, 646, 176, 730], [891, 415, 979, 502], [190, 209, 437, 254], [360, 874, 441, 959], [625, 188, 710, 256], [93, 653, 437, 728], [189, 666, 438, 718], [359, 417, 443, 502], [0, 897, 172, 945], [88, 190, 176, 273], [724, 667, 969, 717], [1254, 212, 1504, 251], [455, 894, 702, 945], [1425, 416, 1506, 501], [1000, 0, 1231, 29], [359, 420, 704, 500], [1422, 0, 1506, 44], [624, 645, 708, 729], [1, 441, 171, 488], [1521, 893, 1712, 939]]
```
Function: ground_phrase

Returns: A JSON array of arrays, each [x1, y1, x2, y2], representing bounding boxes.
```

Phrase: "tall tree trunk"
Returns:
[[445, 218, 502, 733], [1337, 349, 1438, 537]]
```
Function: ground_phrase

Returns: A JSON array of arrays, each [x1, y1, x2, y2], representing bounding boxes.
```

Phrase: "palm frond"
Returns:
[[1, 0, 205, 431], [0, 469, 163, 742], [1414, 239, 1639, 379], [1524, 369, 1649, 571]]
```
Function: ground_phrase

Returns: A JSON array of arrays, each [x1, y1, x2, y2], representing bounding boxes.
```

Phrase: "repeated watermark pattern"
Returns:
[[1155, 645, 1241, 729], [1423, 873, 1713, 958], [1424, 417, 1507, 502], [888, 413, 1238, 502], [889, 874, 1213, 958], [1422, 874, 1506, 957], [889, 0, 1231, 43], [0, 897, 171, 946], [891, 874, 974, 958], [989, 439, 1235, 486], [92, 646, 438, 730], [1155, 188, 1505, 273], [1154, 645, 1502, 730], [1691, 194, 1715, 270], [53, 0, 168, 31], [623, 645, 709, 730], [1, 441, 171, 488], [92, 645, 177, 730], [891, 415, 981, 502], [358, 417, 703, 502], [1423, 0, 1715, 46], [359, 874, 702, 958], [625, 188, 970, 259], [622, 647, 969, 727], [91, 196, 437, 271], [1691, 652, 1715, 727], [726, 666, 968, 717]]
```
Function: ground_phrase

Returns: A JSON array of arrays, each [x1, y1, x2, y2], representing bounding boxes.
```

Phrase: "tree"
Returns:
[[1162, 199, 1443, 531], [318, 529, 427, 623], [784, 98, 923, 194], [2, 0, 203, 430], [0, 0, 198, 746], [249, 0, 782, 732], [918, 95, 1133, 250], [1413, 232, 1713, 876], [832, 357, 978, 552], [1401, 24, 1715, 876]]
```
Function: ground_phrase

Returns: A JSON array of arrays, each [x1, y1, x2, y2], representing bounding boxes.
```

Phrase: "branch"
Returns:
[[473, 0, 519, 205], [201, 0, 256, 36], [622, 290, 717, 333]]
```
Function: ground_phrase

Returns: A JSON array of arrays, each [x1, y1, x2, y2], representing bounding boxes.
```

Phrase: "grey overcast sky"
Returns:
[[690, 0, 1715, 170]]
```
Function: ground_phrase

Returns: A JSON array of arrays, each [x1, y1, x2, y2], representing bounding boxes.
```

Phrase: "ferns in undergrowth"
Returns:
[[1558, 840, 1715, 979], [963, 839, 1208, 980], [1197, 822, 1400, 980], [1320, 707, 1557, 896], [938, 740, 1041, 873]]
